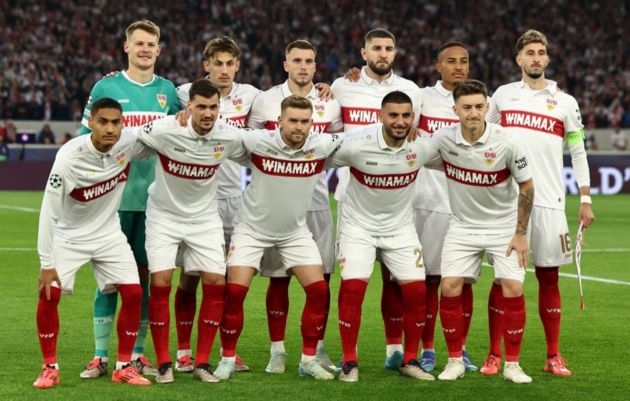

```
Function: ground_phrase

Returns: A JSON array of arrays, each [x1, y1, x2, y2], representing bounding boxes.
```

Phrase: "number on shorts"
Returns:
[[559, 233, 571, 253], [414, 248, 423, 269]]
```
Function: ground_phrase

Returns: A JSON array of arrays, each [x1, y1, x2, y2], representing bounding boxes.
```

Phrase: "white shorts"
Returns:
[[53, 232, 139, 294], [146, 212, 225, 276], [337, 225, 425, 281], [441, 230, 525, 283], [414, 209, 450, 276], [260, 210, 334, 277], [530, 206, 572, 267]]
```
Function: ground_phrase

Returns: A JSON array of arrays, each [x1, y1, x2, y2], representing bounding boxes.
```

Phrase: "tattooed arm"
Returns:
[[506, 178, 534, 268]]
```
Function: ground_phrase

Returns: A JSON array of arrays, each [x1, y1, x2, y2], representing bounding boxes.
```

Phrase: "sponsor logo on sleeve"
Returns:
[[515, 156, 528, 170]]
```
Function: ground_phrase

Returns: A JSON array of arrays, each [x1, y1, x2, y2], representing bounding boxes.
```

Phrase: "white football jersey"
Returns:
[[488, 80, 586, 210], [238, 129, 342, 238], [248, 80, 343, 211], [177, 82, 260, 199], [414, 81, 459, 213], [329, 123, 440, 236], [331, 67, 422, 201], [433, 123, 532, 234], [138, 116, 246, 222], [38, 130, 151, 268]]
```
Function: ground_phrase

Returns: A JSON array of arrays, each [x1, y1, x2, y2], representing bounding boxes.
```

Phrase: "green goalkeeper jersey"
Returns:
[[80, 71, 180, 211]]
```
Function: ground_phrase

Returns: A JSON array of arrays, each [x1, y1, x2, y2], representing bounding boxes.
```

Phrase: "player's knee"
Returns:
[[440, 277, 464, 297], [118, 284, 143, 304], [500, 279, 523, 297]]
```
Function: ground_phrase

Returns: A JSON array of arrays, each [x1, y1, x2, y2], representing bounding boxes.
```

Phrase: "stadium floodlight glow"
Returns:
[[575, 222, 586, 310]]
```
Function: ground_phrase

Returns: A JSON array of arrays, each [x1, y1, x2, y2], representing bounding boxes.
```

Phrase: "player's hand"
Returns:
[[176, 109, 190, 126], [344, 67, 361, 82], [101, 71, 119, 80], [315, 83, 335, 101], [578, 203, 595, 228], [406, 126, 419, 142], [506, 234, 528, 268], [38, 268, 61, 300]]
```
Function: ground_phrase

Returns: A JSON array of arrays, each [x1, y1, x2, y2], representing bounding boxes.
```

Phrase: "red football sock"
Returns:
[[319, 273, 332, 341], [503, 295, 526, 362], [461, 283, 474, 345], [195, 284, 224, 366], [266, 276, 291, 342], [301, 280, 329, 356], [381, 267, 403, 345], [400, 281, 426, 364], [422, 276, 440, 349], [37, 287, 61, 365], [339, 279, 368, 363], [220, 283, 249, 357], [149, 284, 171, 366], [536, 267, 561, 357], [116, 284, 143, 363], [175, 286, 197, 351], [488, 282, 504, 356], [439, 294, 463, 358]]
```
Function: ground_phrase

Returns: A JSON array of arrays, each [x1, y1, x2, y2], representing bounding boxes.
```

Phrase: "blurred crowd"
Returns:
[[1, 0, 629, 127]]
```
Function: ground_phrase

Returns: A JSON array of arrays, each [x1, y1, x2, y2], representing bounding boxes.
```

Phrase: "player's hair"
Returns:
[[90, 98, 122, 116], [515, 29, 548, 55], [381, 91, 412, 108], [203, 36, 241, 61], [125, 20, 161, 41], [189, 78, 220, 101], [285, 40, 317, 57], [364, 28, 396, 46], [280, 95, 313, 114], [452, 79, 488, 101], [437, 41, 469, 60]]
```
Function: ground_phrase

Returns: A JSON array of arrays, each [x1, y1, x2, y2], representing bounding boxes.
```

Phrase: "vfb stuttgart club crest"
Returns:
[[214, 144, 225, 159], [484, 150, 497, 165], [406, 152, 417, 167], [233, 97, 243, 112], [304, 148, 315, 160], [314, 104, 325, 118], [546, 98, 557, 111], [157, 93, 167, 109], [115, 151, 127, 166]]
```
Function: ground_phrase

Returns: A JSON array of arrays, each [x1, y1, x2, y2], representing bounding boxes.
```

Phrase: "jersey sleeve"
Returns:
[[122, 128, 154, 160], [415, 136, 442, 169], [247, 94, 267, 129], [80, 82, 104, 135], [37, 156, 72, 269], [327, 99, 344, 133], [564, 96, 590, 187], [176, 83, 191, 109], [166, 82, 181, 115], [327, 132, 354, 168], [506, 134, 532, 183], [410, 85, 423, 128], [135, 117, 170, 151], [486, 92, 502, 124]]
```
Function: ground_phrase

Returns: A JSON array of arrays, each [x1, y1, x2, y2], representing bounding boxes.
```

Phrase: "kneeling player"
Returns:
[[34, 99, 152, 388], [432, 80, 534, 384], [330, 91, 441, 382]]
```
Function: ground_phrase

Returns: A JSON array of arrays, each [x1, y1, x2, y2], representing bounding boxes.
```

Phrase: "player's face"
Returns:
[[124, 29, 161, 71], [380, 102, 414, 144], [203, 52, 240, 90], [361, 37, 396, 76], [516, 42, 549, 79], [278, 107, 313, 149], [284, 48, 316, 87], [453, 94, 488, 132], [188, 94, 220, 134], [88, 108, 123, 152], [436, 46, 469, 86]]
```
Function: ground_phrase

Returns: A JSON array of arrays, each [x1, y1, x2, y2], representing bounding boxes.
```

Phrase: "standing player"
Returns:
[[485, 30, 595, 376], [247, 39, 342, 374], [173, 36, 260, 373], [216, 96, 341, 381], [415, 41, 477, 372], [140, 79, 248, 384], [433, 80, 534, 384], [332, 28, 423, 370], [330, 91, 440, 382], [79, 20, 180, 379], [34, 98, 152, 388]]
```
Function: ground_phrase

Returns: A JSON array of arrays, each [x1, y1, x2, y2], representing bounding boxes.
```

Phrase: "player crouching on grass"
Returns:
[[34, 98, 153, 388]]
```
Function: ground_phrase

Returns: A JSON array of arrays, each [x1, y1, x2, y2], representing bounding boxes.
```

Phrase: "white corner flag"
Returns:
[[575, 222, 585, 310]]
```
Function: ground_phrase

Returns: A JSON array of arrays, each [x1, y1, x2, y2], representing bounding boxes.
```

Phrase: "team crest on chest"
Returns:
[[157, 93, 167, 109], [232, 97, 243, 112], [484, 150, 497, 166], [546, 98, 557, 111], [314, 104, 325, 118], [214, 144, 225, 159], [406, 152, 417, 168], [304, 148, 315, 160], [115, 151, 127, 166]]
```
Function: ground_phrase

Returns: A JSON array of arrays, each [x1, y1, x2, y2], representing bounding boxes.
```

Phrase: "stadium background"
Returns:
[[0, 1, 629, 400]]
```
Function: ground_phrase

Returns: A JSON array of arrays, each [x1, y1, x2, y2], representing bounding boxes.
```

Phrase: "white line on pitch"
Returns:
[[0, 247, 36, 251], [481, 264, 630, 286], [0, 205, 39, 213]]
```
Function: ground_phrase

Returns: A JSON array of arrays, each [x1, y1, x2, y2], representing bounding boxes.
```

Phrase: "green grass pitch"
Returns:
[[1, 191, 629, 400]]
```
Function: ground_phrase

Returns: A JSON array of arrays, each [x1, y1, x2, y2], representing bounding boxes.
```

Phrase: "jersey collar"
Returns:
[[455, 122, 490, 147], [360, 67, 396, 86], [281, 80, 318, 100], [222, 82, 239, 101], [377, 124, 409, 152], [121, 70, 157, 87], [186, 117, 214, 141], [518, 78, 559, 95], [275, 127, 310, 153], [434, 80, 452, 97], [86, 134, 114, 158]]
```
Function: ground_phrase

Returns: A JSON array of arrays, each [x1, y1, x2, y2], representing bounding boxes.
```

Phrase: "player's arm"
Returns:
[[37, 159, 68, 298], [415, 136, 443, 170], [326, 132, 353, 168], [246, 95, 266, 129], [565, 98, 595, 228], [166, 83, 182, 115], [124, 128, 155, 160], [135, 118, 168, 151], [314, 82, 335, 101], [486, 93, 502, 124]]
